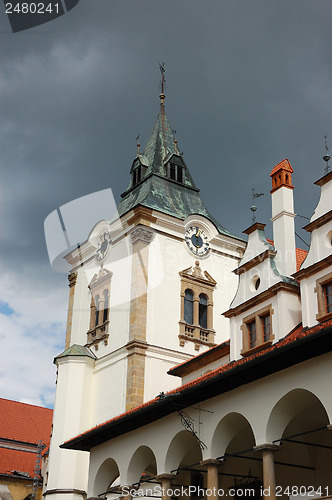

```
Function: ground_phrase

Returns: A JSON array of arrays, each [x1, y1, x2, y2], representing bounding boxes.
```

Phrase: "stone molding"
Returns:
[[125, 339, 148, 355], [234, 249, 277, 275], [224, 282, 300, 318], [155, 473, 176, 481], [200, 458, 222, 466], [44, 489, 87, 497], [294, 254, 332, 281], [253, 443, 280, 453], [130, 226, 155, 245]]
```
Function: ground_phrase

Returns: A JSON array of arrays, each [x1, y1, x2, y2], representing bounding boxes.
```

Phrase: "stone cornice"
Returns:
[[130, 226, 155, 245], [243, 222, 266, 235], [314, 170, 332, 187], [126, 206, 158, 227], [293, 254, 332, 280], [234, 249, 277, 275], [125, 339, 148, 355], [303, 210, 332, 233], [223, 282, 300, 318]]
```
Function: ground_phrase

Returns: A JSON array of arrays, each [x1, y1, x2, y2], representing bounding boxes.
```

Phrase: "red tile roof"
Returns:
[[0, 399, 53, 478], [0, 448, 37, 478], [0, 399, 53, 445], [270, 158, 294, 176], [266, 238, 307, 272], [168, 340, 230, 377], [63, 318, 332, 450], [296, 247, 308, 271]]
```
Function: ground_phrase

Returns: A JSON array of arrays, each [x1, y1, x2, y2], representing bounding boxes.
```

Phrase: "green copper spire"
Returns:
[[117, 91, 239, 239]]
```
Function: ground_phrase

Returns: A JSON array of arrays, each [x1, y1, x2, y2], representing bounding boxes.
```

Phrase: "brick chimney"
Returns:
[[270, 159, 296, 276]]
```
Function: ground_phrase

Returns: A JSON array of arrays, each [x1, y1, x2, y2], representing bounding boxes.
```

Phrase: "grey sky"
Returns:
[[0, 0, 331, 407]]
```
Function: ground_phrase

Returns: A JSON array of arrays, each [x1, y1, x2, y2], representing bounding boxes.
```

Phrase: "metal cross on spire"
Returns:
[[251, 188, 264, 224], [323, 135, 331, 175]]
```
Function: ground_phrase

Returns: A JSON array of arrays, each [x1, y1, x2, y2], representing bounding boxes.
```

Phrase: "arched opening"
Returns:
[[93, 458, 120, 498], [210, 413, 259, 493], [127, 445, 157, 487], [164, 430, 203, 497], [266, 389, 332, 490]]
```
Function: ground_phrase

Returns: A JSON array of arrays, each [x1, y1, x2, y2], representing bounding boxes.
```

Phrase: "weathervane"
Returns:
[[136, 134, 140, 155], [251, 188, 264, 224], [323, 135, 330, 175]]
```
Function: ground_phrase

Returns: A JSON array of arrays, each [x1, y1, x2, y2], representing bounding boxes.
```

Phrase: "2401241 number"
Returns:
[[5, 2, 60, 14]]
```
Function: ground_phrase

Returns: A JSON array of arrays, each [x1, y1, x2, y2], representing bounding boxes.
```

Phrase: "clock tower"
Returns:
[[45, 89, 246, 499]]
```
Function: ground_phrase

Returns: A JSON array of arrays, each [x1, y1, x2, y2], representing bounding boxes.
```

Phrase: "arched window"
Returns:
[[95, 295, 100, 327], [199, 294, 208, 329], [103, 289, 109, 323], [184, 289, 194, 325]]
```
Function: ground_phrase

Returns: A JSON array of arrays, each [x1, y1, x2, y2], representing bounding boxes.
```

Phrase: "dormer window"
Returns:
[[241, 305, 274, 356], [133, 166, 141, 186], [169, 162, 183, 183], [315, 272, 332, 322], [324, 284, 332, 313]]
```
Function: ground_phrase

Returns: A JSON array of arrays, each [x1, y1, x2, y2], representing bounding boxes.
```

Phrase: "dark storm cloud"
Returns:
[[0, 0, 331, 403]]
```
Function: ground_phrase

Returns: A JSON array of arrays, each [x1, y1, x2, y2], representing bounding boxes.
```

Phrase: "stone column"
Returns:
[[126, 226, 154, 410], [254, 444, 280, 500], [155, 474, 176, 500], [207, 302, 213, 330], [200, 459, 220, 500], [193, 297, 200, 343], [65, 272, 78, 348]]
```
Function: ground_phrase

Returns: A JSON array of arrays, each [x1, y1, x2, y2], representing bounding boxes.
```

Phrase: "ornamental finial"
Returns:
[[323, 135, 330, 174], [251, 188, 264, 224], [159, 62, 166, 105]]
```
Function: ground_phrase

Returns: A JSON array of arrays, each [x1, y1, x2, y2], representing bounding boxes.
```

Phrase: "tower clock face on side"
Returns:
[[185, 226, 210, 256]]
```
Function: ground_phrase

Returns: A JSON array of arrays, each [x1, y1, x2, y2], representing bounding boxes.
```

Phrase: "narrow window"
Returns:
[[103, 289, 109, 323], [324, 284, 332, 313], [261, 314, 271, 342], [95, 295, 100, 327], [170, 163, 176, 180], [199, 294, 208, 329], [177, 165, 183, 183], [137, 166, 141, 183], [133, 169, 137, 186], [247, 320, 256, 349], [184, 289, 194, 325]]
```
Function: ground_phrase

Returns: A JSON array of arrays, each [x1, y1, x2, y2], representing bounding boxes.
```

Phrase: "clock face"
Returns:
[[96, 232, 112, 261], [185, 226, 210, 256]]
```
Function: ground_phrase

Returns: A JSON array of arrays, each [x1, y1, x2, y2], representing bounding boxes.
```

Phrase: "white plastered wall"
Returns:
[[87, 352, 332, 497], [46, 356, 94, 494]]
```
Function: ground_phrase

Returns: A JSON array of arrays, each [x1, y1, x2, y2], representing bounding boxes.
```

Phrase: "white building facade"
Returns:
[[45, 94, 332, 500]]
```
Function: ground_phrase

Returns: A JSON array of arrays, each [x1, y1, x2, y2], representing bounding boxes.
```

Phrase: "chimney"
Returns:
[[270, 159, 296, 276]]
